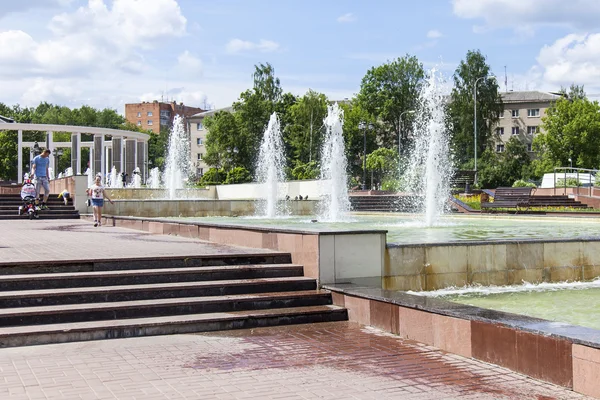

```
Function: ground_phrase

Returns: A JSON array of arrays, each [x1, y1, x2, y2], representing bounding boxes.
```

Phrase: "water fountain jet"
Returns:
[[256, 112, 287, 218]]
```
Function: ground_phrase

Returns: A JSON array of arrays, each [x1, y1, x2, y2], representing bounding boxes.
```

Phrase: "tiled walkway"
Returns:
[[0, 322, 588, 399], [0, 219, 270, 264]]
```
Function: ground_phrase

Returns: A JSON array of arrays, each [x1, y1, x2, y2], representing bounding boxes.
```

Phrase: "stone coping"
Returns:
[[387, 235, 600, 247], [0, 252, 287, 268], [99, 214, 389, 236], [323, 283, 600, 350]]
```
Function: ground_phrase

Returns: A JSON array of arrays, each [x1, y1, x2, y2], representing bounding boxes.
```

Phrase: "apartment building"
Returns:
[[493, 91, 562, 154], [125, 101, 204, 134], [187, 107, 233, 176]]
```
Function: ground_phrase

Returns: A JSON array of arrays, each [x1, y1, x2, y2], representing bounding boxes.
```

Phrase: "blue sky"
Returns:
[[2, 0, 600, 113]]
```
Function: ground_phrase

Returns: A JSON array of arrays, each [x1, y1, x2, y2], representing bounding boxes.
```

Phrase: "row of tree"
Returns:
[[2, 50, 599, 188]]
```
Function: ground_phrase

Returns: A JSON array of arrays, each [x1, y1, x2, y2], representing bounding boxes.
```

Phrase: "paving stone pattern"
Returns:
[[0, 220, 271, 264], [0, 322, 589, 399]]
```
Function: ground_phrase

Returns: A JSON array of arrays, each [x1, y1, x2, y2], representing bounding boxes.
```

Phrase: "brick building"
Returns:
[[125, 101, 204, 134]]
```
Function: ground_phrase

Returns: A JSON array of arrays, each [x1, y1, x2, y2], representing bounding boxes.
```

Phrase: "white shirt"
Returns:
[[89, 184, 105, 199]]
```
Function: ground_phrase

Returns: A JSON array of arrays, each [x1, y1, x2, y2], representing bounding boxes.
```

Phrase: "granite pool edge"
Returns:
[[323, 283, 600, 350]]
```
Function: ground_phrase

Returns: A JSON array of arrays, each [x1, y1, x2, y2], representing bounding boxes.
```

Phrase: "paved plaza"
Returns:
[[0, 219, 592, 399], [0, 220, 270, 264], [0, 322, 588, 400]]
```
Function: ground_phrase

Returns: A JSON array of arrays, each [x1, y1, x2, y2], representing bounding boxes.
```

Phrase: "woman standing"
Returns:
[[88, 175, 114, 227]]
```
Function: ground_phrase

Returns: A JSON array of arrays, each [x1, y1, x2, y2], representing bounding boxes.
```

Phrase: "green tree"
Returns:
[[233, 63, 285, 173], [447, 50, 503, 167], [148, 125, 169, 171], [357, 54, 425, 150], [533, 94, 600, 176], [203, 111, 242, 171], [285, 90, 328, 165], [478, 137, 531, 188], [290, 160, 319, 180], [225, 166, 252, 184], [366, 147, 399, 189], [339, 102, 378, 186]]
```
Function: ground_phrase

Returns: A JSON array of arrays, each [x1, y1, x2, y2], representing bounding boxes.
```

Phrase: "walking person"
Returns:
[[31, 149, 51, 209], [88, 175, 114, 227]]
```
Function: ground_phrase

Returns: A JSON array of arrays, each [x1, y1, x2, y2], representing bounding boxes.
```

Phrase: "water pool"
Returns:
[[414, 280, 600, 330], [168, 214, 600, 244]]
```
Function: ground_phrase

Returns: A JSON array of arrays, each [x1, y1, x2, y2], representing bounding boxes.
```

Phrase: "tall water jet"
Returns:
[[131, 167, 142, 188], [163, 115, 190, 199], [147, 167, 161, 189], [255, 112, 287, 218], [65, 167, 73, 177], [109, 166, 122, 188], [403, 68, 453, 226], [319, 103, 350, 221]]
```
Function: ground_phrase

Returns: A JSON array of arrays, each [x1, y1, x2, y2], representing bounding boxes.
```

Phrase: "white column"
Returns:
[[76, 133, 82, 175], [100, 135, 105, 183], [47, 131, 54, 174], [120, 138, 124, 173], [89, 145, 94, 175], [134, 139, 138, 170], [17, 130, 23, 183]]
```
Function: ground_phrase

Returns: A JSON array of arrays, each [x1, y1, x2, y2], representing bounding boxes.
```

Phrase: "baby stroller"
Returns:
[[19, 177, 40, 220]]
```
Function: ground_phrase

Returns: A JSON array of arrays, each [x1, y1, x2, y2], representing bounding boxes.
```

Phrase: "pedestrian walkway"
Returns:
[[0, 322, 588, 399], [0, 220, 270, 264]]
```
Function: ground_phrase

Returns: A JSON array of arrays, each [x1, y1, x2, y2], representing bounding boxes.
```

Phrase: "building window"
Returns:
[[137, 112, 141, 117], [512, 126, 519, 135], [147, 120, 153, 126], [527, 126, 538, 135], [197, 153, 203, 160], [527, 143, 533, 152], [197, 167, 204, 176], [147, 111, 153, 117], [196, 138, 203, 145], [197, 122, 203, 130], [497, 111, 504, 119], [496, 144, 505, 153], [496, 127, 504, 135], [527, 109, 540, 117], [137, 121, 141, 126], [511, 109, 519, 118]]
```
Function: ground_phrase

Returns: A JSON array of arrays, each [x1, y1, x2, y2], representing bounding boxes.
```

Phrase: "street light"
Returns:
[[474, 74, 495, 184], [53, 148, 63, 175], [32, 142, 41, 156], [398, 110, 415, 156], [359, 121, 373, 190], [568, 158, 573, 168]]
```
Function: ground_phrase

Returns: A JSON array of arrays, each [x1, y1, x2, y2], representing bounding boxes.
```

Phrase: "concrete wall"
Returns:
[[49, 175, 89, 212], [384, 241, 600, 291], [100, 199, 318, 218], [105, 188, 213, 200], [216, 179, 323, 200]]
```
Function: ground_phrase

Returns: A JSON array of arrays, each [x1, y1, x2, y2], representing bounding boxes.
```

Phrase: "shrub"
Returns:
[[225, 167, 252, 184], [556, 178, 582, 187], [512, 180, 537, 188], [199, 168, 225, 185]]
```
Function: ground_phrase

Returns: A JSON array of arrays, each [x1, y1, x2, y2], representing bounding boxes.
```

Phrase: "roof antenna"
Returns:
[[504, 65, 508, 93]]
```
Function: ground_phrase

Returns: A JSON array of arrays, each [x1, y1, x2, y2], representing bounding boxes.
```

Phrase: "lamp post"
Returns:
[[473, 75, 495, 185], [32, 142, 41, 156], [359, 122, 373, 190], [53, 148, 63, 176], [398, 110, 415, 156]]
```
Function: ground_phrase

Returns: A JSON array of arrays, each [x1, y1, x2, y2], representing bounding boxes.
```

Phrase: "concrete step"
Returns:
[[0, 290, 332, 326], [0, 305, 348, 348], [0, 254, 293, 274], [0, 277, 318, 307], [0, 214, 80, 220], [0, 264, 305, 290], [0, 210, 79, 216]]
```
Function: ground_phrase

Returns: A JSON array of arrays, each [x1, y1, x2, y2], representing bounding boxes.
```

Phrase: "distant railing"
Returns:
[[553, 167, 598, 196]]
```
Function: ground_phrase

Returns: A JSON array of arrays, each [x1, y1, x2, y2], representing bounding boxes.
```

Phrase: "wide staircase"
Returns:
[[0, 253, 347, 348], [528, 194, 590, 208], [0, 193, 80, 220], [350, 195, 421, 212]]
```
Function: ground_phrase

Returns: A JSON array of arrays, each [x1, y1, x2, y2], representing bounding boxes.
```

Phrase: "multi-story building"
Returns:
[[186, 107, 233, 177], [492, 91, 562, 154], [125, 101, 204, 134]]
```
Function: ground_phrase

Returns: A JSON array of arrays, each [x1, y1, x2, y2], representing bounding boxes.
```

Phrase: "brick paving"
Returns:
[[0, 322, 589, 399], [0, 219, 271, 264]]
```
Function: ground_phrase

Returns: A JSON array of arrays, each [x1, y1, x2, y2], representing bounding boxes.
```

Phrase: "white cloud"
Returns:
[[177, 50, 203, 76], [337, 13, 356, 23], [0, 0, 186, 78], [452, 0, 600, 33], [225, 39, 280, 54], [537, 33, 600, 88], [426, 30, 443, 39]]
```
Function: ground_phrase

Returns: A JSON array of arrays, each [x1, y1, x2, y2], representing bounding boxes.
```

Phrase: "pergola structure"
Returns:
[[1, 123, 149, 184]]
